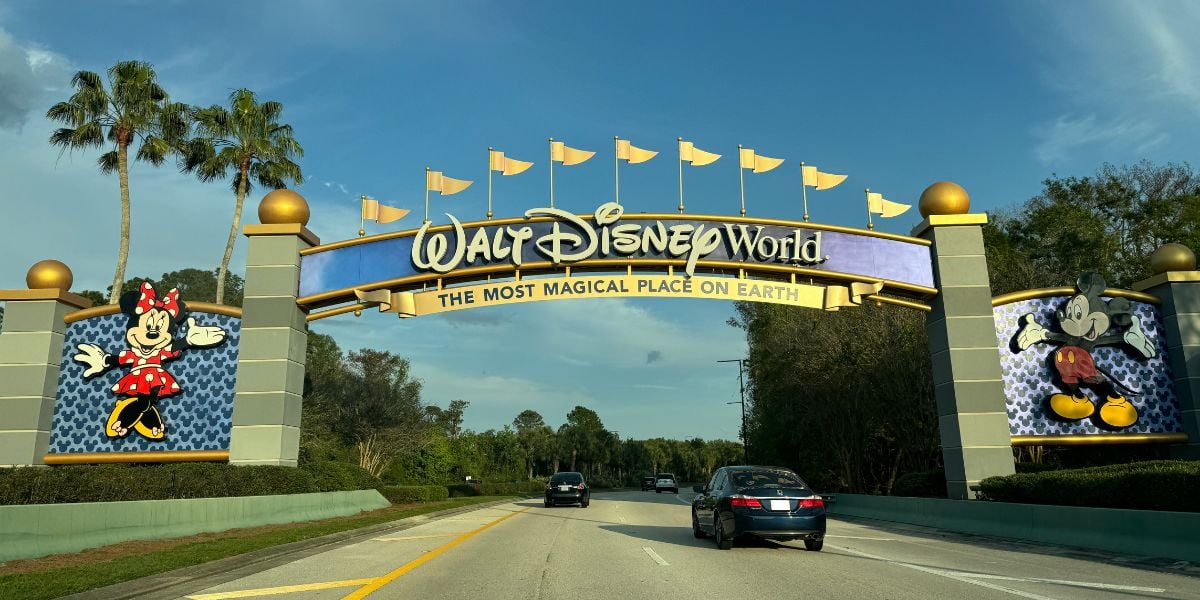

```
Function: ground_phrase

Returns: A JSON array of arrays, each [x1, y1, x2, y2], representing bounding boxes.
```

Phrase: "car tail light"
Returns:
[[577, 483, 586, 490], [798, 497, 825, 508], [545, 483, 553, 490], [729, 495, 762, 508]]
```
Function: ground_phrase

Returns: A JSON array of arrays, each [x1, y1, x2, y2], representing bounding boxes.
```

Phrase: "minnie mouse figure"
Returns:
[[73, 282, 227, 440]]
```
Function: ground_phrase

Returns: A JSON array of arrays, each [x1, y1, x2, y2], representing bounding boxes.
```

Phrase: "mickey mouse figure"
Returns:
[[73, 282, 227, 440], [1014, 272, 1156, 429]]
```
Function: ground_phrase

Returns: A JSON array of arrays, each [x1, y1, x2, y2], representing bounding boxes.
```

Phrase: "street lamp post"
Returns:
[[718, 358, 750, 464]]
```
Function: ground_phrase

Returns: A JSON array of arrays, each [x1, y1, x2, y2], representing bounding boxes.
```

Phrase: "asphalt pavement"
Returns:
[[174, 490, 1200, 600]]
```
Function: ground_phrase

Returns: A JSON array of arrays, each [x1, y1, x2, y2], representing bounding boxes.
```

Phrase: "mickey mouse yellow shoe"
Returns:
[[1049, 393, 1094, 420], [1098, 396, 1138, 428]]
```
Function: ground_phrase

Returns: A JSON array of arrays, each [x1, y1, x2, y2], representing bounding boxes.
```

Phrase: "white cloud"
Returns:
[[1033, 114, 1168, 166], [0, 27, 70, 131]]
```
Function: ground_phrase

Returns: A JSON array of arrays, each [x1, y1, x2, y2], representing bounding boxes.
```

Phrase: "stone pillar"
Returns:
[[1133, 243, 1200, 459], [913, 182, 1015, 499], [0, 260, 92, 466], [229, 190, 318, 466]]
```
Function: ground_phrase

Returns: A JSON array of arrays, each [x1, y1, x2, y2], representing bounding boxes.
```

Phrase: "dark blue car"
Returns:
[[691, 466, 826, 551]]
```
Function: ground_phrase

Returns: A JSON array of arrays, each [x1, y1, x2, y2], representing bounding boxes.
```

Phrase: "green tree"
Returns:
[[558, 406, 606, 475], [426, 399, 469, 440], [336, 349, 428, 476], [47, 61, 188, 304], [513, 410, 555, 479], [182, 89, 303, 304]]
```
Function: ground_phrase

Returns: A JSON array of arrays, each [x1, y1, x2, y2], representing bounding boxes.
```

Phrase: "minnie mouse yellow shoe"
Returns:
[[105, 397, 138, 437], [1098, 396, 1138, 428], [1049, 393, 1094, 420]]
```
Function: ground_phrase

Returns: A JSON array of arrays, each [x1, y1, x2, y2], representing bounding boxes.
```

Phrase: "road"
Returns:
[[180, 490, 1199, 600]]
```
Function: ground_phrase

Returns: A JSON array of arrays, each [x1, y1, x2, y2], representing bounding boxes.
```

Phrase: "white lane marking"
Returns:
[[831, 544, 1058, 600], [673, 494, 693, 505], [826, 535, 897, 541], [961, 573, 1165, 593], [642, 546, 670, 566]]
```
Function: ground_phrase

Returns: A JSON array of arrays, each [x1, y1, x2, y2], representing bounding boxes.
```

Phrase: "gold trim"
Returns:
[[0, 288, 93, 308], [992, 287, 1159, 307], [307, 303, 370, 322], [1010, 433, 1187, 446], [869, 295, 932, 312], [65, 302, 242, 324], [43, 450, 230, 464], [302, 212, 931, 256], [296, 259, 939, 309], [243, 223, 320, 246], [1131, 270, 1200, 292], [910, 213, 990, 237]]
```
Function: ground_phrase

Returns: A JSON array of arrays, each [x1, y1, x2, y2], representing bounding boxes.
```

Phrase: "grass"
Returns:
[[0, 495, 515, 600]]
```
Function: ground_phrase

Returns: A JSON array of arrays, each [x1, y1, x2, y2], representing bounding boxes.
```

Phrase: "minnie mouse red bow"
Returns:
[[134, 282, 181, 317]]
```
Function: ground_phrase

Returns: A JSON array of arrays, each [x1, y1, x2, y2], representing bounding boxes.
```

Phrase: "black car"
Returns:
[[691, 466, 826, 551], [544, 471, 590, 507], [641, 476, 656, 491]]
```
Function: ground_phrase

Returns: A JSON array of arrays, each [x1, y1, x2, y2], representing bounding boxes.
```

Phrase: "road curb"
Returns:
[[58, 497, 523, 600]]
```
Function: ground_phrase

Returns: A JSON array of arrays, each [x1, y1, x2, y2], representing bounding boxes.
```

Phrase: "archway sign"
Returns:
[[2, 184, 1198, 501]]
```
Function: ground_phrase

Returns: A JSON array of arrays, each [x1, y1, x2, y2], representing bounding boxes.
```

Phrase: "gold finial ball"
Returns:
[[26, 259, 73, 291], [918, 181, 971, 217], [1150, 243, 1196, 274], [258, 189, 310, 226]]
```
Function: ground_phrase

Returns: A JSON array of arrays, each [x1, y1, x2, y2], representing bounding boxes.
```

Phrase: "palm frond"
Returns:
[[98, 150, 119, 174]]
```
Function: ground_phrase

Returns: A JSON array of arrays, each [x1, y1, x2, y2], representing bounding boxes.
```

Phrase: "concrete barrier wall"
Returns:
[[0, 489, 390, 562], [828, 494, 1200, 563]]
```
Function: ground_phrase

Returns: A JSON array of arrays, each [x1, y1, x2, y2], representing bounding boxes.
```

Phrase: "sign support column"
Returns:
[[914, 182, 1015, 499], [1133, 243, 1200, 459], [230, 190, 317, 467], [0, 261, 91, 466]]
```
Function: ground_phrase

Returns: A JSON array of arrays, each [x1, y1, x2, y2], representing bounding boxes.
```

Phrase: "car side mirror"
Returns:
[[692, 485, 705, 493]]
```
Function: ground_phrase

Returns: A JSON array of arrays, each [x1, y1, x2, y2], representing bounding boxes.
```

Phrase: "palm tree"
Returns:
[[47, 61, 188, 304], [183, 89, 303, 304]]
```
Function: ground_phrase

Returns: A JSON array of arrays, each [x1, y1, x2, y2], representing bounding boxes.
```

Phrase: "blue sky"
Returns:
[[2, 2, 1199, 440]]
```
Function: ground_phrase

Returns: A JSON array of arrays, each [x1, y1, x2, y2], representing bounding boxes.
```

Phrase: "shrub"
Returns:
[[381, 485, 450, 504], [978, 460, 1200, 512], [478, 481, 545, 495], [446, 484, 480, 498], [0, 461, 381, 505], [893, 469, 946, 497]]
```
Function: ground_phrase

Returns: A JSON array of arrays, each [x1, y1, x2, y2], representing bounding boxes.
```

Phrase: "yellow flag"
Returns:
[[362, 198, 410, 224], [678, 140, 721, 166], [426, 170, 473, 195], [615, 139, 658, 164], [489, 150, 533, 176], [802, 165, 848, 190], [867, 192, 911, 218], [550, 140, 595, 166], [823, 281, 885, 311], [739, 147, 784, 173]]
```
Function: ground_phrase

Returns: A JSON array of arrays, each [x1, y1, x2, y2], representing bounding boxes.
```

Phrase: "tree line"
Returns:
[[300, 330, 742, 485], [734, 161, 1200, 494]]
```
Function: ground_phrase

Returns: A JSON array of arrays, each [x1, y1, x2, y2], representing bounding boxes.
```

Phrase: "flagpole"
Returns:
[[487, 147, 494, 220], [677, 137, 685, 214], [738, 144, 746, 216], [548, 138, 555, 209], [614, 136, 620, 206], [865, 188, 874, 231], [800, 161, 810, 222], [424, 166, 431, 225], [359, 194, 367, 237]]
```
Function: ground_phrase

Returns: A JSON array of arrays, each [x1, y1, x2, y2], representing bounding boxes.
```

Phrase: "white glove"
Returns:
[[73, 343, 109, 377], [1016, 314, 1048, 350], [1124, 315, 1156, 358], [185, 317, 227, 348]]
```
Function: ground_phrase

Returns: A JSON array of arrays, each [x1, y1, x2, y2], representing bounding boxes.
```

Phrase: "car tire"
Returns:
[[805, 539, 824, 552], [655, 490, 661, 493], [692, 510, 707, 538], [714, 513, 733, 550], [581, 498, 590, 508], [544, 500, 552, 508]]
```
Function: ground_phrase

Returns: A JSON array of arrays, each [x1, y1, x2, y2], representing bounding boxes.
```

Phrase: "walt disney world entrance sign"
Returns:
[[296, 202, 938, 317]]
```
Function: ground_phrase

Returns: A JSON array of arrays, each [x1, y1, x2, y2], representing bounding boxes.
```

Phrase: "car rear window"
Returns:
[[731, 470, 806, 489], [550, 474, 583, 484], [656, 473, 674, 479]]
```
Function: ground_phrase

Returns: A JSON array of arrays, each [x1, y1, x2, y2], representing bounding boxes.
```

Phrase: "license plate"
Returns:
[[559, 485, 571, 491], [769, 499, 790, 511]]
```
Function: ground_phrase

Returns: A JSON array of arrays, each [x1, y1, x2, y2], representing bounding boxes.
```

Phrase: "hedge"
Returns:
[[381, 485, 450, 504], [447, 481, 549, 497], [892, 462, 1061, 498], [978, 460, 1200, 512], [0, 461, 381, 505]]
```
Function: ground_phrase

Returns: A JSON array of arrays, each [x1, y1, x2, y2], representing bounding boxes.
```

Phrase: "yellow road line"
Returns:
[[186, 578, 375, 599], [342, 508, 529, 599], [371, 533, 466, 541]]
